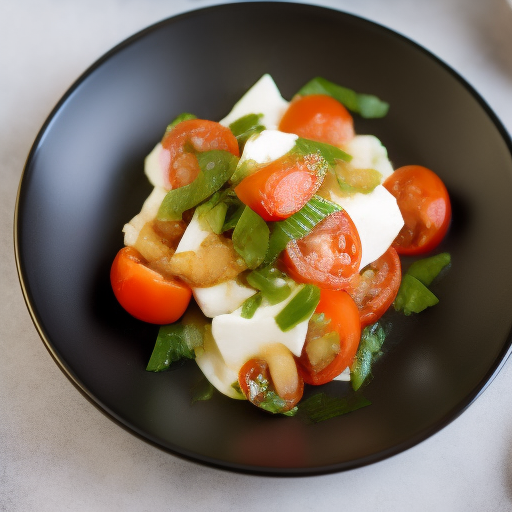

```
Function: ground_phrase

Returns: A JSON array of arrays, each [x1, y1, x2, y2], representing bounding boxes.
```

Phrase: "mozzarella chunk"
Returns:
[[174, 212, 210, 254], [211, 286, 311, 373], [176, 214, 257, 317], [238, 129, 298, 167], [122, 186, 167, 246], [193, 281, 256, 319], [343, 135, 394, 181], [144, 143, 169, 189], [195, 329, 242, 399], [330, 185, 404, 269], [219, 74, 289, 130]]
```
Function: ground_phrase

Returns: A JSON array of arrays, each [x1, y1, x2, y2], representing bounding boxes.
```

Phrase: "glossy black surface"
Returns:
[[16, 3, 512, 475]]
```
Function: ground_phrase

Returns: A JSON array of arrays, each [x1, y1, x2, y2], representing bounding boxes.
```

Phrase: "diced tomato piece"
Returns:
[[383, 165, 451, 255], [279, 94, 354, 146], [161, 119, 239, 189]]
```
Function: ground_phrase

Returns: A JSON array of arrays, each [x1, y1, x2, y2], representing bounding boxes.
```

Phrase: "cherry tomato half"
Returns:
[[238, 358, 304, 413], [234, 153, 324, 221], [278, 94, 355, 147], [110, 247, 192, 324], [297, 290, 361, 385], [349, 247, 401, 328], [161, 119, 239, 189], [383, 165, 451, 255], [283, 210, 362, 290]]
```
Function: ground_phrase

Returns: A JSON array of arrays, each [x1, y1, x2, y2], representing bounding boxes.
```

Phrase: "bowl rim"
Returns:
[[13, 1, 512, 476]]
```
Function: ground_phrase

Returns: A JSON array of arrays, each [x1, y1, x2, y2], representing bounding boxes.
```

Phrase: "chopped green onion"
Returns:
[[191, 377, 215, 403], [407, 252, 451, 287], [263, 195, 341, 265], [157, 150, 238, 221], [296, 392, 371, 423], [394, 274, 439, 315], [275, 284, 321, 332], [351, 322, 387, 391], [297, 77, 389, 118], [146, 324, 203, 372], [241, 292, 262, 319], [232, 206, 270, 269], [229, 113, 265, 148], [165, 112, 197, 132], [246, 266, 292, 305], [293, 137, 352, 166]]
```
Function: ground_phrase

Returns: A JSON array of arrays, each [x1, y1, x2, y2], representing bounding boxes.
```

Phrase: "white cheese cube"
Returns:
[[220, 74, 289, 130], [330, 185, 404, 269], [211, 286, 311, 373]]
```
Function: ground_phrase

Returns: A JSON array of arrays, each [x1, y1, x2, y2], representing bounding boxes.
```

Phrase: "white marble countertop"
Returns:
[[2, 0, 512, 510]]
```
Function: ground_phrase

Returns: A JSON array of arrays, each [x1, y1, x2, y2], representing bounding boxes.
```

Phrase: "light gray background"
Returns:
[[2, 0, 512, 510]]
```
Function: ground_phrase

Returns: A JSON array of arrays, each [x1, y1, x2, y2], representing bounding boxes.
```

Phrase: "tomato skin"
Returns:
[[278, 94, 355, 147], [283, 210, 362, 290], [383, 165, 451, 255], [238, 358, 304, 413], [234, 154, 324, 221], [161, 119, 239, 189], [349, 247, 402, 328], [297, 290, 361, 385], [110, 247, 192, 324]]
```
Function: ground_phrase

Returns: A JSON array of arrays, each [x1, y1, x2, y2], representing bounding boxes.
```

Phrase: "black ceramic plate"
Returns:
[[15, 2, 512, 475]]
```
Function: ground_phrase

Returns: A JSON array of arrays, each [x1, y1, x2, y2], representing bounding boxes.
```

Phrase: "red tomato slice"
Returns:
[[238, 358, 303, 413], [297, 290, 361, 385], [234, 153, 324, 221], [283, 210, 362, 289], [278, 94, 355, 146], [383, 165, 451, 255], [349, 247, 401, 328], [161, 119, 239, 189], [110, 247, 192, 324]]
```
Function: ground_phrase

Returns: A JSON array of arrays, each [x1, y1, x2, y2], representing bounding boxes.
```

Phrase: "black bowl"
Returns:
[[15, 2, 512, 475]]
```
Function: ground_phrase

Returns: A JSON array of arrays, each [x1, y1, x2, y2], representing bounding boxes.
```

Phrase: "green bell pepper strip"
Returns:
[[297, 77, 389, 118], [157, 150, 238, 221], [274, 284, 321, 332], [232, 206, 270, 269]]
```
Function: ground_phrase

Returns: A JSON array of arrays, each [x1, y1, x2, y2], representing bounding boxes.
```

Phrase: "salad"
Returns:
[[110, 75, 452, 417]]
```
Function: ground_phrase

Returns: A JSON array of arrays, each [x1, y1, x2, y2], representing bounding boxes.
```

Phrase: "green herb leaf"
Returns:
[[246, 266, 292, 305], [407, 252, 451, 287], [241, 292, 263, 319], [351, 322, 387, 391], [394, 274, 439, 315], [146, 324, 203, 372], [275, 284, 321, 332], [296, 392, 371, 423], [264, 195, 341, 265], [165, 112, 197, 132], [191, 377, 215, 403], [229, 113, 265, 149], [293, 137, 352, 166], [157, 150, 238, 221], [297, 77, 389, 118], [221, 203, 245, 232], [232, 206, 270, 269]]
